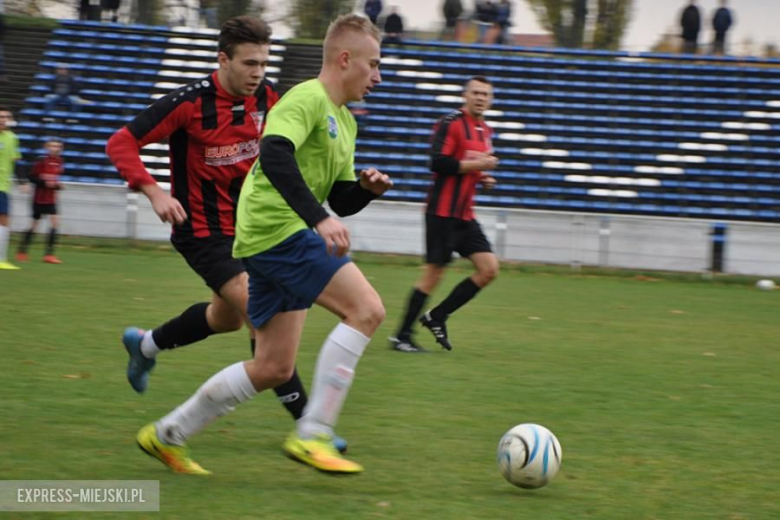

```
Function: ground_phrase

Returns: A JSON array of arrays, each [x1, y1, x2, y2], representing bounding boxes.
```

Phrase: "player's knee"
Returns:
[[246, 358, 295, 388], [482, 262, 499, 284], [352, 296, 385, 335], [208, 307, 244, 333], [429, 267, 446, 284], [212, 316, 243, 333], [370, 299, 387, 328], [419, 269, 444, 293], [265, 365, 295, 388], [223, 313, 244, 332]]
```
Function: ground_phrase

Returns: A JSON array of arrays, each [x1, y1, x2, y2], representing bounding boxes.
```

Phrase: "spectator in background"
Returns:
[[364, 0, 383, 26], [680, 0, 700, 54], [16, 139, 65, 265], [383, 6, 404, 44], [0, 107, 21, 270], [441, 0, 463, 41], [496, 0, 512, 45], [101, 0, 121, 23], [475, 0, 498, 44], [80, 0, 102, 21], [711, 0, 733, 55], [199, 0, 218, 29], [44, 65, 88, 116]]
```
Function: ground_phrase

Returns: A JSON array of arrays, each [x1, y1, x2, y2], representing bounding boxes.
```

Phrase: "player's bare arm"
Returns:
[[139, 183, 187, 224]]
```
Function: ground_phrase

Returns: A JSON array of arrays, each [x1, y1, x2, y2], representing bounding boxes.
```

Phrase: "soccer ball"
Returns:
[[756, 279, 776, 291], [497, 423, 562, 489]]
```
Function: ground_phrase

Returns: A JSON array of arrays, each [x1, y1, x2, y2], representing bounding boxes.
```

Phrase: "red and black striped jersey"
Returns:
[[106, 71, 279, 238], [31, 155, 64, 205], [426, 109, 493, 221]]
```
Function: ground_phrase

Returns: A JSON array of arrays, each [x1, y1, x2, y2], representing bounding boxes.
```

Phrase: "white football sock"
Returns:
[[298, 323, 370, 439], [0, 225, 9, 262], [140, 330, 160, 359], [156, 362, 256, 445]]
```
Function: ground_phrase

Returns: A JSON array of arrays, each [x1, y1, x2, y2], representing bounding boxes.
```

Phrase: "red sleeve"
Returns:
[[28, 159, 45, 187], [431, 116, 462, 159], [106, 127, 155, 189], [429, 114, 464, 176], [440, 120, 461, 157], [106, 95, 193, 190], [30, 160, 42, 178]]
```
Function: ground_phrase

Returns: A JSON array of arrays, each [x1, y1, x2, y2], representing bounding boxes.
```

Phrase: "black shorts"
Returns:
[[32, 203, 57, 220], [425, 214, 492, 266], [171, 234, 245, 294]]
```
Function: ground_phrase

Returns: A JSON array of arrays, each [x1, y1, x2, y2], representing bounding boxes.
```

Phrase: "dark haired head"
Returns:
[[218, 16, 272, 59], [465, 76, 492, 90]]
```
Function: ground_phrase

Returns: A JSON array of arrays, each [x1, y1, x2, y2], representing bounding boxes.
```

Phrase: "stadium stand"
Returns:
[[366, 43, 780, 222], [2, 22, 53, 113], [13, 20, 780, 223]]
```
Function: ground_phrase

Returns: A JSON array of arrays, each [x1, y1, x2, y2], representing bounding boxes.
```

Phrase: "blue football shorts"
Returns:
[[242, 229, 351, 328], [0, 192, 9, 215]]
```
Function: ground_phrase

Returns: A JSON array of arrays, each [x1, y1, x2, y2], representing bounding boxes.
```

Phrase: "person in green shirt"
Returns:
[[0, 107, 21, 270], [134, 14, 391, 476]]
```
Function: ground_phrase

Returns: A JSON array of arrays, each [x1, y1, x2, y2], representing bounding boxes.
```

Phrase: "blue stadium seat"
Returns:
[[17, 20, 780, 223]]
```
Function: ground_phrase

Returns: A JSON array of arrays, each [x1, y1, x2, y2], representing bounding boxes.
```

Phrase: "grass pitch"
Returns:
[[1, 239, 779, 519]]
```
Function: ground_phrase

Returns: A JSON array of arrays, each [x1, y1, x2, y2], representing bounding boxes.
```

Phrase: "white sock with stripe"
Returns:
[[298, 323, 370, 439], [156, 362, 256, 445], [0, 225, 9, 262]]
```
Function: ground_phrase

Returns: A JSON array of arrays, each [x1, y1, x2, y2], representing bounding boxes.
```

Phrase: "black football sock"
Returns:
[[397, 287, 428, 338], [18, 229, 34, 254], [251, 339, 309, 420], [151, 302, 214, 350], [273, 368, 309, 420], [430, 277, 481, 322], [45, 228, 57, 256]]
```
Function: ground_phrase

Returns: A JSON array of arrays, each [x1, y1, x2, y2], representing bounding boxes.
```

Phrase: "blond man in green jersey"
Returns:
[[0, 108, 21, 270], [135, 14, 391, 475]]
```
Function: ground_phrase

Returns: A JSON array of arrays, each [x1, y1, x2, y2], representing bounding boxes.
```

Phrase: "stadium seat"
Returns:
[[16, 20, 780, 222]]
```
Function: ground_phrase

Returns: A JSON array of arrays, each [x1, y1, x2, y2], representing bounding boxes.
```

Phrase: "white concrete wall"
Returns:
[[8, 183, 780, 276], [725, 224, 780, 276]]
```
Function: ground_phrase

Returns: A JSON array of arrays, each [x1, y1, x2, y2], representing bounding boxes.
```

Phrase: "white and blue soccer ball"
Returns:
[[497, 423, 562, 489]]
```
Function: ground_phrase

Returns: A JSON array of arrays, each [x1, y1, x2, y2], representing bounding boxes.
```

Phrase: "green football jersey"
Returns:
[[0, 130, 21, 193], [234, 79, 357, 258]]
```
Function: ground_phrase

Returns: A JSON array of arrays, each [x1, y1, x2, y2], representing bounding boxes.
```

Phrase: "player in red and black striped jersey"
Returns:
[[109, 70, 277, 241], [17, 139, 65, 264], [391, 76, 500, 353], [106, 16, 350, 454]]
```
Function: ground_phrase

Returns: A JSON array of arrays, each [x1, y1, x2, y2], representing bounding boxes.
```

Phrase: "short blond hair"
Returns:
[[323, 14, 381, 58]]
